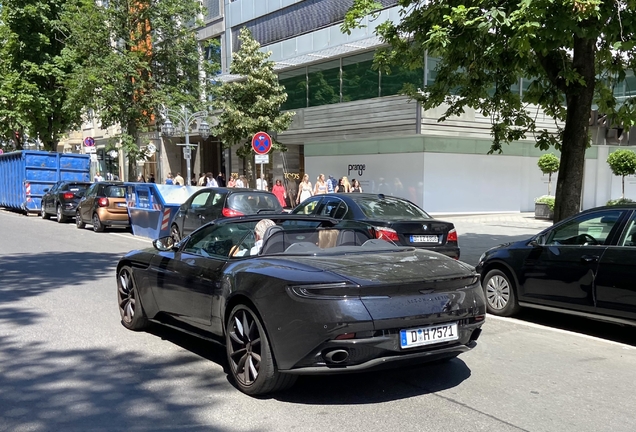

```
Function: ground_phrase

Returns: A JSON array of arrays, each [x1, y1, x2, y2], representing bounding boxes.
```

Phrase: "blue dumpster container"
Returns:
[[126, 183, 201, 239], [0, 151, 90, 213]]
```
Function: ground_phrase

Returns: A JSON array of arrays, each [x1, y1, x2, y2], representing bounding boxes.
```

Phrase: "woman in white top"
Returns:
[[296, 174, 313, 204], [314, 174, 328, 195]]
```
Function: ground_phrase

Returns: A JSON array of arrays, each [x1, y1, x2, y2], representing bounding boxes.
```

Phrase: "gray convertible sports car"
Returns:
[[117, 214, 485, 395]]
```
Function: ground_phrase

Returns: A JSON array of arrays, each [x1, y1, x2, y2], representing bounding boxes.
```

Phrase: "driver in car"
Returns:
[[233, 219, 276, 257]]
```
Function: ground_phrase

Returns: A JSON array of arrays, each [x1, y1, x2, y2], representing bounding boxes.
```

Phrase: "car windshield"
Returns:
[[227, 192, 282, 214], [62, 183, 89, 193], [352, 196, 431, 220], [104, 185, 126, 198]]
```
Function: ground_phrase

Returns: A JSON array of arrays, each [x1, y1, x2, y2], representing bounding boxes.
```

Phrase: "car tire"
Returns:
[[117, 266, 148, 331], [56, 205, 67, 223], [483, 269, 520, 317], [76, 210, 85, 229], [226, 304, 297, 395], [41, 204, 50, 219], [92, 212, 105, 232], [171, 224, 181, 243]]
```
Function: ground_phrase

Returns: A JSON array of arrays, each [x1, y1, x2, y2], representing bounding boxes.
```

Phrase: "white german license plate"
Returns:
[[400, 322, 458, 349], [410, 235, 439, 243]]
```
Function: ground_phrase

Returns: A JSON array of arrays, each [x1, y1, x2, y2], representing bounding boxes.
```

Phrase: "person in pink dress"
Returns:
[[272, 179, 287, 208]]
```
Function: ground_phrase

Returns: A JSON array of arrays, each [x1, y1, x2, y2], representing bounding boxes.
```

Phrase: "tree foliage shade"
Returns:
[[343, 0, 636, 222], [0, 0, 80, 150], [607, 149, 636, 198], [211, 28, 294, 159], [59, 0, 208, 177]]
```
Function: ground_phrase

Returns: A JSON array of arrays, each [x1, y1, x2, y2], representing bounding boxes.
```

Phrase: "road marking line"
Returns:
[[487, 314, 635, 349], [110, 232, 151, 243]]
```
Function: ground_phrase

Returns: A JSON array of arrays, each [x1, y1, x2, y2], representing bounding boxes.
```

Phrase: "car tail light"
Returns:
[[447, 228, 458, 242], [63, 192, 74, 199], [335, 333, 356, 340], [222, 207, 244, 217], [98, 197, 109, 207], [374, 226, 399, 242]]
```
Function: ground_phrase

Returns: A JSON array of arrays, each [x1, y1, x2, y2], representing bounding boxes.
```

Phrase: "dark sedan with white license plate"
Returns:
[[477, 204, 636, 325], [117, 215, 485, 395], [291, 193, 460, 259]]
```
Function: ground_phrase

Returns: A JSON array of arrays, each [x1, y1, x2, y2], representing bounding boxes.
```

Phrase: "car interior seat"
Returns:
[[335, 229, 358, 246], [259, 225, 285, 254]]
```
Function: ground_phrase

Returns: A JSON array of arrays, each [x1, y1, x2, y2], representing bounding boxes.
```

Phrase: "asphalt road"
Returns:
[[1, 210, 636, 432]]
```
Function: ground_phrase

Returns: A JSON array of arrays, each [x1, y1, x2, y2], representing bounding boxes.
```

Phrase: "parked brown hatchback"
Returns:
[[76, 182, 130, 232]]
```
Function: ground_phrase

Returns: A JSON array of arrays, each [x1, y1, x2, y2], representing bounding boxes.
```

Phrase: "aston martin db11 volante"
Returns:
[[117, 214, 485, 395]]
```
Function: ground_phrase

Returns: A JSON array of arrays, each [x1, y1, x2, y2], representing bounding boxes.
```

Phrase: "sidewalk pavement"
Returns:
[[433, 212, 554, 230], [430, 212, 554, 266]]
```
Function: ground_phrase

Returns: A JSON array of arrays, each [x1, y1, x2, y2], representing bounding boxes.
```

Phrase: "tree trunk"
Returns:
[[553, 36, 596, 223]]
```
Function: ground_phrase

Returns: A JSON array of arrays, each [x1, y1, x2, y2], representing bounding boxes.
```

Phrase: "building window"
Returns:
[[342, 52, 379, 102], [205, 0, 221, 20], [280, 68, 308, 110], [308, 60, 341, 107], [205, 38, 222, 75], [381, 63, 424, 97]]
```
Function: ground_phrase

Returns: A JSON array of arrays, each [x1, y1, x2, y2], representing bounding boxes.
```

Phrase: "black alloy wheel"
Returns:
[[92, 212, 105, 232], [171, 224, 181, 243], [226, 304, 296, 395], [75, 210, 85, 229], [56, 205, 67, 223], [41, 203, 50, 220], [117, 266, 148, 330], [483, 269, 520, 317]]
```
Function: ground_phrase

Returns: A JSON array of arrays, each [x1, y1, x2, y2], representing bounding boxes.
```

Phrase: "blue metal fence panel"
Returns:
[[0, 151, 91, 213]]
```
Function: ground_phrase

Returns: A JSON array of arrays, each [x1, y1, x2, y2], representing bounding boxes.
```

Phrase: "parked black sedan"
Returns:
[[40, 180, 91, 223], [477, 204, 636, 325], [291, 193, 460, 259], [117, 214, 485, 395], [170, 187, 283, 242]]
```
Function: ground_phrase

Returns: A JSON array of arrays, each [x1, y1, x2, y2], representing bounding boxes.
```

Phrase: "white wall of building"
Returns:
[[305, 148, 635, 215]]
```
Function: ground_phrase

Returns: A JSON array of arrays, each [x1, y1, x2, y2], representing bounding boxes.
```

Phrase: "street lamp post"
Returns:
[[159, 105, 211, 185]]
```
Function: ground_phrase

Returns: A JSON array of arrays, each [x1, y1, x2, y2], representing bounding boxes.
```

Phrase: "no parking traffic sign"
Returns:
[[251, 132, 272, 155]]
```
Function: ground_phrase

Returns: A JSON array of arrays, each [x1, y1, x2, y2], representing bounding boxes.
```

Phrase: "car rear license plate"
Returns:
[[400, 322, 458, 349], [410, 235, 439, 243], [117, 203, 127, 207]]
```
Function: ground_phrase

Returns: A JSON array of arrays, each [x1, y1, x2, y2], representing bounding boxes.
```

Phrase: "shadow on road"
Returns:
[[513, 308, 636, 347], [141, 322, 472, 404], [275, 358, 471, 404], [0, 251, 122, 303], [0, 333, 233, 432]]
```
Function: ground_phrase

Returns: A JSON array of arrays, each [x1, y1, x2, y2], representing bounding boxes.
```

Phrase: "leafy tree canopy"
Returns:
[[0, 0, 80, 150], [537, 153, 560, 175], [607, 148, 636, 198], [212, 28, 294, 159], [343, 0, 636, 222], [59, 0, 209, 176]]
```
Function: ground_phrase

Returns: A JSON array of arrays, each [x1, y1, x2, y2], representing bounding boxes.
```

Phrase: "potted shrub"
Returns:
[[606, 149, 636, 204], [535, 153, 559, 219]]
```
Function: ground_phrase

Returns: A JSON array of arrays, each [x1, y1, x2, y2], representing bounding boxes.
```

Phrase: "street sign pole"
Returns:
[[252, 132, 272, 190]]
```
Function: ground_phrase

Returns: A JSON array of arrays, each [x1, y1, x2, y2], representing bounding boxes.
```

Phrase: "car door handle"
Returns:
[[581, 255, 599, 263]]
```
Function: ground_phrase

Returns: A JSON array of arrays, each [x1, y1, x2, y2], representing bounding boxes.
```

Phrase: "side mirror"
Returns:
[[179, 204, 187, 211], [153, 236, 176, 251], [43, 188, 50, 193]]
